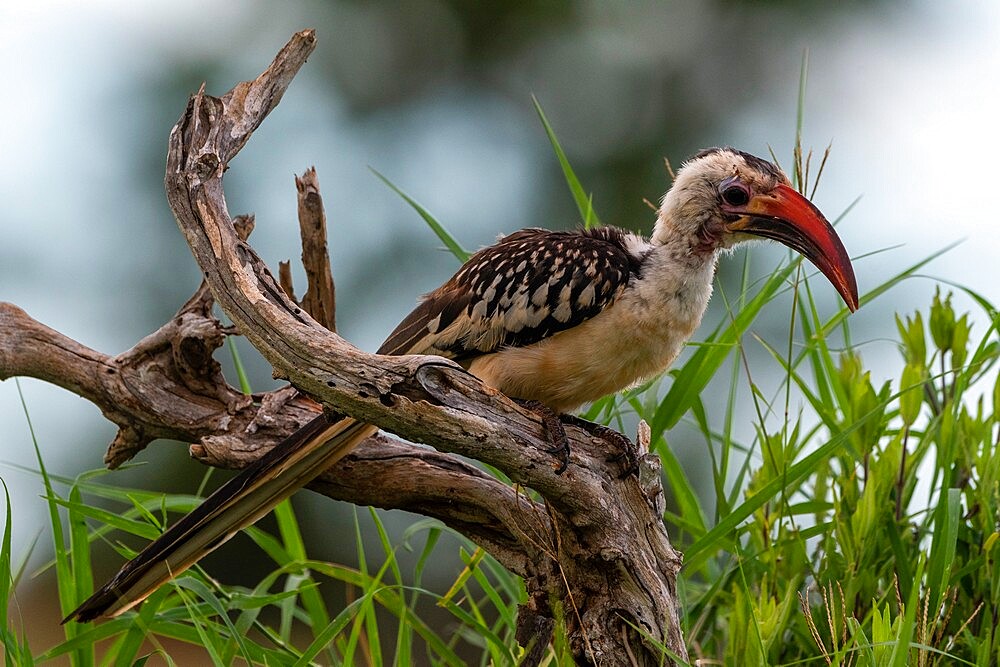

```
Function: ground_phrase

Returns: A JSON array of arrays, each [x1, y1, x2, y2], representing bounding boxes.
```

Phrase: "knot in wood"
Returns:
[[194, 152, 221, 180], [414, 360, 480, 406], [174, 321, 225, 380]]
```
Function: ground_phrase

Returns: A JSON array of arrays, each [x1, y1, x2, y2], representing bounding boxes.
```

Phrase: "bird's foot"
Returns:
[[513, 402, 640, 477], [515, 399, 571, 474], [558, 415, 640, 479]]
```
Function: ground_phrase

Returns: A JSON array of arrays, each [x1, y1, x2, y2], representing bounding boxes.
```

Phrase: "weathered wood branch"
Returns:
[[276, 167, 337, 333], [1, 29, 688, 665], [295, 167, 337, 332], [0, 299, 543, 565]]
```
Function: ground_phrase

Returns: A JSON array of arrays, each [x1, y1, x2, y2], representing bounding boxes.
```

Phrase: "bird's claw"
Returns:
[[514, 402, 640, 477], [538, 408, 572, 475], [543, 439, 571, 475], [515, 399, 572, 474]]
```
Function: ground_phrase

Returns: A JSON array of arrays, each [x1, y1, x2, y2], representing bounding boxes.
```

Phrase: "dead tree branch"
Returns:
[[0, 29, 687, 665], [295, 167, 337, 332]]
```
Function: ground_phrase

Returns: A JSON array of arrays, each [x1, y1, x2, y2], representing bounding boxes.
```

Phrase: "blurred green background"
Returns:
[[2, 0, 997, 656]]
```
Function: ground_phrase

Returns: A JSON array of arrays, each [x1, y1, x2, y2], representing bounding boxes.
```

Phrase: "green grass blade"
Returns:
[[272, 499, 332, 646], [226, 336, 252, 395], [0, 480, 10, 627], [532, 96, 602, 228], [111, 587, 172, 667], [0, 478, 25, 667], [658, 442, 708, 540], [650, 259, 799, 441], [37, 617, 139, 661], [172, 579, 242, 666], [371, 168, 471, 262], [310, 559, 467, 665], [15, 379, 92, 665], [293, 595, 368, 666], [399, 520, 442, 667], [466, 557, 515, 634], [851, 241, 961, 312], [50, 496, 161, 542], [926, 487, 960, 614], [68, 483, 94, 616], [438, 597, 516, 665], [793, 49, 809, 190], [889, 558, 923, 667]]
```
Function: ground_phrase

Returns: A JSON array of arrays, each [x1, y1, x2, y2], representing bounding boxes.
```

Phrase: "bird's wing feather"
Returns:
[[378, 227, 644, 358]]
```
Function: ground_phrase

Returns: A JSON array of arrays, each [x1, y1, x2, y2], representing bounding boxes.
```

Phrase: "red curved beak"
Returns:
[[727, 183, 859, 312]]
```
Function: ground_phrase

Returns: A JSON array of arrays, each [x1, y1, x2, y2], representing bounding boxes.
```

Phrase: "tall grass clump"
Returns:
[[670, 277, 998, 666]]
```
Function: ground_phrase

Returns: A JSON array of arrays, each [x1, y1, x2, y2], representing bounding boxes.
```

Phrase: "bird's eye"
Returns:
[[721, 184, 750, 207]]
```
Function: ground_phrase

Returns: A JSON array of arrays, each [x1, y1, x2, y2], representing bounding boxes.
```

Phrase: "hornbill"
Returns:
[[66, 147, 858, 622]]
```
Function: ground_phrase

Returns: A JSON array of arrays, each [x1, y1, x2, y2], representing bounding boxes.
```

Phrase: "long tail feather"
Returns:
[[64, 412, 377, 623]]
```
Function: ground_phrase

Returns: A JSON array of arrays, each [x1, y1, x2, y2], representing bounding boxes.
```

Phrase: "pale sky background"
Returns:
[[1, 0, 999, 646]]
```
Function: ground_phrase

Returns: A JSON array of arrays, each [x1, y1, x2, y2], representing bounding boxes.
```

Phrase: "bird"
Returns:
[[65, 147, 858, 622]]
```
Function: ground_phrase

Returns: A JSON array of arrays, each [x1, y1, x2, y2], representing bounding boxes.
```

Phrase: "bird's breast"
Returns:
[[466, 276, 711, 413]]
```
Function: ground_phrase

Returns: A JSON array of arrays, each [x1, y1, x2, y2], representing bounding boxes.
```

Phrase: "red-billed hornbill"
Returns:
[[66, 147, 858, 622]]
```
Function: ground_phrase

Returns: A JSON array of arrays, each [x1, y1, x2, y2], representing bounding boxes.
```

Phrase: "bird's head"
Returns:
[[655, 147, 859, 311]]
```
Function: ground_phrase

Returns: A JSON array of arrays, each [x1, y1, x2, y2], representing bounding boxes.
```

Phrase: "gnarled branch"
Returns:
[[1, 29, 687, 665]]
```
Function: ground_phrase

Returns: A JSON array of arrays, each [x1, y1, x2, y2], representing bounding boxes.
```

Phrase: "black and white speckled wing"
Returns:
[[377, 227, 646, 359]]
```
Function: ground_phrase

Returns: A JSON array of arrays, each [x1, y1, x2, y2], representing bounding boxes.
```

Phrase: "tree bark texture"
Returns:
[[0, 30, 688, 665]]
